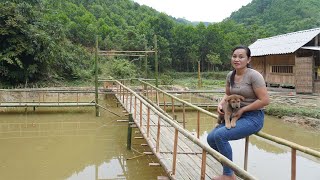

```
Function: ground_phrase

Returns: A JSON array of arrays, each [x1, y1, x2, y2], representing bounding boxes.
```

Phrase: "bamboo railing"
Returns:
[[137, 79, 320, 180], [113, 79, 257, 179], [0, 89, 95, 106]]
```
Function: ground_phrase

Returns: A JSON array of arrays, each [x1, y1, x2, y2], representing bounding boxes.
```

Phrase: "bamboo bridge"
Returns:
[[1, 80, 320, 179], [104, 79, 320, 180]]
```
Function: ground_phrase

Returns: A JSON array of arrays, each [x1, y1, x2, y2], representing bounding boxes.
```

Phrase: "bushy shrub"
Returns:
[[110, 59, 138, 79]]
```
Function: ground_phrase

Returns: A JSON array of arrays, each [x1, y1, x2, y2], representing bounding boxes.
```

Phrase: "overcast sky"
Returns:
[[132, 0, 252, 22]]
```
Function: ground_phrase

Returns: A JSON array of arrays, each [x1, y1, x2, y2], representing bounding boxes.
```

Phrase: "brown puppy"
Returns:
[[217, 94, 245, 129]]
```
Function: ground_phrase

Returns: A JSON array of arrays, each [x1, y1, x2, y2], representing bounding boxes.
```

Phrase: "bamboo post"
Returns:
[[19, 92, 21, 105], [147, 107, 150, 138], [156, 115, 161, 153], [244, 136, 249, 170], [172, 129, 179, 175], [154, 35, 159, 87], [146, 85, 149, 98], [200, 149, 207, 180], [140, 100, 143, 127], [126, 89, 128, 110], [127, 114, 133, 150], [94, 36, 100, 117], [77, 92, 79, 105], [150, 87, 153, 102], [198, 61, 201, 89], [58, 92, 60, 105], [130, 92, 132, 113], [156, 91, 159, 106], [122, 86, 125, 104], [163, 93, 166, 111], [144, 37, 148, 79], [134, 97, 137, 120], [171, 97, 175, 118], [197, 110, 200, 139], [182, 103, 186, 129], [291, 148, 296, 180]]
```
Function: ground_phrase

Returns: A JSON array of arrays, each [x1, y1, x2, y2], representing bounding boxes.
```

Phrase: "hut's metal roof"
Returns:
[[249, 27, 320, 56]]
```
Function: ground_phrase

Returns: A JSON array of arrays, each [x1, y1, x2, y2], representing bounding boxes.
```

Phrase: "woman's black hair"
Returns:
[[230, 45, 251, 87]]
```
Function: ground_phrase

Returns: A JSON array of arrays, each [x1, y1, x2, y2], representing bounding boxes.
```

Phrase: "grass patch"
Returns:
[[265, 104, 320, 119]]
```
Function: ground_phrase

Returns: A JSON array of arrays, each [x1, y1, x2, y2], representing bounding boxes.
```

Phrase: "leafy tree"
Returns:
[[206, 53, 222, 71]]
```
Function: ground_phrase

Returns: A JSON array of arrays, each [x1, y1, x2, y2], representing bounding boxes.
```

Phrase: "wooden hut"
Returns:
[[249, 27, 320, 94]]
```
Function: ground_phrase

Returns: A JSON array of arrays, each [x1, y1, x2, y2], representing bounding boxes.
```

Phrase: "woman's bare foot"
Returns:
[[212, 174, 236, 180]]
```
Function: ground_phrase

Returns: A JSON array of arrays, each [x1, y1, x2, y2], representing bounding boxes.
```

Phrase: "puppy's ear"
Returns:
[[225, 96, 231, 102], [238, 95, 245, 101]]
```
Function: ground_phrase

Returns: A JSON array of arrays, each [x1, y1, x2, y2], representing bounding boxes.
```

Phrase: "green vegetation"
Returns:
[[229, 0, 320, 36], [265, 104, 320, 119], [1, 0, 319, 88]]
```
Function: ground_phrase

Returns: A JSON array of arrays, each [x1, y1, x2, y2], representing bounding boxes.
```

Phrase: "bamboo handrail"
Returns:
[[138, 80, 218, 118], [114, 80, 257, 180], [256, 131, 320, 158], [138, 79, 320, 158]]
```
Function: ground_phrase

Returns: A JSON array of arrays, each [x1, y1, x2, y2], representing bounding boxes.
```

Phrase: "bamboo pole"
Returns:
[[163, 93, 166, 111], [147, 107, 150, 138], [127, 114, 133, 150], [171, 97, 175, 118], [291, 148, 296, 180], [256, 131, 320, 158], [140, 100, 143, 128], [144, 38, 148, 79], [172, 129, 179, 175], [200, 149, 207, 180], [94, 36, 99, 117], [130, 93, 132, 113], [197, 110, 200, 139], [134, 97, 137, 120], [198, 61, 202, 88], [154, 35, 159, 87], [156, 91, 159, 106], [156, 115, 161, 153], [182, 103, 186, 129], [244, 136, 249, 171]]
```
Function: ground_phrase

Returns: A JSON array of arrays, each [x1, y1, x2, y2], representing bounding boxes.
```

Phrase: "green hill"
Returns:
[[1, 0, 320, 87]]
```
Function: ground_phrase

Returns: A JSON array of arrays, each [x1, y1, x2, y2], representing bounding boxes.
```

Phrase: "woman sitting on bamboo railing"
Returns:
[[207, 45, 270, 180]]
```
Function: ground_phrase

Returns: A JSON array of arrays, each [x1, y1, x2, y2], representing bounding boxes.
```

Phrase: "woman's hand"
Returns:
[[233, 108, 244, 119], [217, 103, 224, 115]]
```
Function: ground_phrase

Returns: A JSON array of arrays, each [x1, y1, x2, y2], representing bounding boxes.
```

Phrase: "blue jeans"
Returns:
[[207, 110, 264, 176]]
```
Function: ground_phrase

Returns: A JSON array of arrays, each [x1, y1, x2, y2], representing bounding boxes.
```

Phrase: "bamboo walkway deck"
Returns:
[[115, 93, 229, 180]]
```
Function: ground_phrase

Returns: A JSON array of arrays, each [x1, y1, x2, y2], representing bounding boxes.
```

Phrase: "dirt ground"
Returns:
[[267, 87, 320, 129]]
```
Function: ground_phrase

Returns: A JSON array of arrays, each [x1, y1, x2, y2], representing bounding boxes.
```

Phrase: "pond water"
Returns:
[[0, 95, 166, 180], [178, 110, 320, 180], [0, 94, 319, 180]]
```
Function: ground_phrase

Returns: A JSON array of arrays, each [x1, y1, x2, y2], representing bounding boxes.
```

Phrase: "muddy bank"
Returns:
[[282, 116, 320, 130]]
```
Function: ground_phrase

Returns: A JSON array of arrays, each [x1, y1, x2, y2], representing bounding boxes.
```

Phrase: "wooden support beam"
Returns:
[[149, 163, 160, 166], [134, 137, 144, 139], [143, 152, 153, 155], [117, 120, 129, 122]]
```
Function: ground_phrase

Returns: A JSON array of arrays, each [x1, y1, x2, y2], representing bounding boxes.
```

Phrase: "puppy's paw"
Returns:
[[231, 121, 236, 128], [225, 124, 231, 129]]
